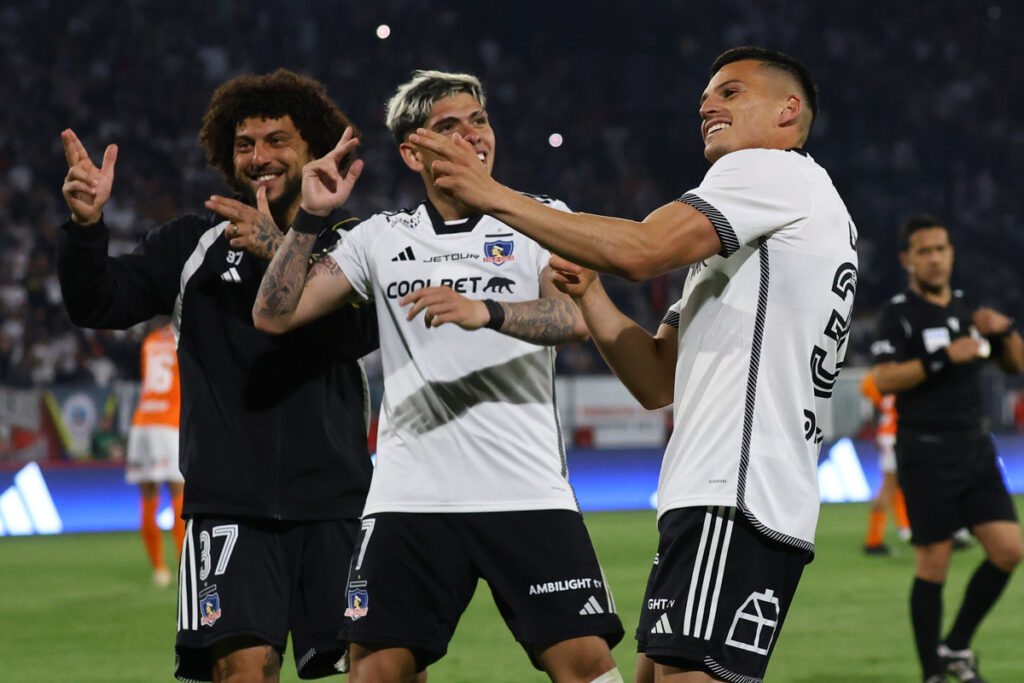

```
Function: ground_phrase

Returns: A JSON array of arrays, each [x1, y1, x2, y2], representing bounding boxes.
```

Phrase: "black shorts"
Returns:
[[341, 510, 624, 670], [635, 507, 809, 683], [896, 430, 1018, 545], [175, 516, 358, 682]]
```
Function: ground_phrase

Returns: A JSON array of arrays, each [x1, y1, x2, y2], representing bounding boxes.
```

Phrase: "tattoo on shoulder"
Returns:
[[307, 255, 342, 281]]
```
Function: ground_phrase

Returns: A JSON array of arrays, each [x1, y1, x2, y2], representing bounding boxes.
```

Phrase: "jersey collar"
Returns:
[[424, 199, 483, 235]]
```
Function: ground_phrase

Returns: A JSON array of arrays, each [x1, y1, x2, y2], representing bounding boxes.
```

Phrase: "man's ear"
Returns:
[[779, 94, 802, 127], [899, 251, 910, 272], [398, 141, 423, 172]]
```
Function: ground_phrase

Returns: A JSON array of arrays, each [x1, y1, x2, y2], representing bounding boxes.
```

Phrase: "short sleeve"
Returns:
[[678, 149, 811, 257], [328, 218, 377, 302], [871, 303, 907, 363], [661, 298, 683, 329]]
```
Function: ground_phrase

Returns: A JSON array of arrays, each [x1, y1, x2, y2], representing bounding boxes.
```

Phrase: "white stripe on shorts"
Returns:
[[683, 507, 735, 640]]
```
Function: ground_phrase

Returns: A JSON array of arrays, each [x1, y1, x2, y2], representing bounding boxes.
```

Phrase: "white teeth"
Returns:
[[707, 123, 730, 136], [256, 174, 278, 182], [477, 153, 486, 163]]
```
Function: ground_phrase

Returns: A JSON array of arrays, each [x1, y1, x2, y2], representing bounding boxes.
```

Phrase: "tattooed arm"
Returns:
[[252, 226, 356, 335], [399, 266, 589, 346], [253, 127, 364, 334]]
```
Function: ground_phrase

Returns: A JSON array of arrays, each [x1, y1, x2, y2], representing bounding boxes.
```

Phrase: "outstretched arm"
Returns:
[[252, 129, 364, 334], [408, 129, 721, 281], [398, 266, 589, 346], [549, 256, 676, 409]]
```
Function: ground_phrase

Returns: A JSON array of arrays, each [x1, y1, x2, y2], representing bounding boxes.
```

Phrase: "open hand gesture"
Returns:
[[300, 127, 364, 217], [61, 128, 117, 226]]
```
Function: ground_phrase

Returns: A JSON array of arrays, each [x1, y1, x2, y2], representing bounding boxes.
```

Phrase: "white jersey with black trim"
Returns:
[[660, 148, 858, 551], [329, 197, 579, 514]]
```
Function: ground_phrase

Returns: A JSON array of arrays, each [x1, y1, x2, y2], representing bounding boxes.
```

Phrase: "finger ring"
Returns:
[[232, 225, 239, 236]]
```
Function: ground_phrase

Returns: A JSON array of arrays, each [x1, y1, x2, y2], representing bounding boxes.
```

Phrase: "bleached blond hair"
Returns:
[[385, 70, 486, 143]]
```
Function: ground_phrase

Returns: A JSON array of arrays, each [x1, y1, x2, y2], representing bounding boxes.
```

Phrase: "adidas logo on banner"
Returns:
[[650, 613, 673, 634], [578, 595, 605, 616], [0, 462, 62, 535], [221, 267, 241, 283], [391, 246, 415, 262]]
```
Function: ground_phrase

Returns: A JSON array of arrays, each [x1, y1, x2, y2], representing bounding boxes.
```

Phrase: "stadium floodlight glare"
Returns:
[[548, 133, 563, 148], [376, 24, 391, 39]]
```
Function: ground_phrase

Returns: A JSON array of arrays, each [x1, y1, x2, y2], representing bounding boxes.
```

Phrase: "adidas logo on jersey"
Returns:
[[578, 596, 605, 615], [392, 246, 415, 262], [221, 267, 241, 283], [651, 613, 673, 634]]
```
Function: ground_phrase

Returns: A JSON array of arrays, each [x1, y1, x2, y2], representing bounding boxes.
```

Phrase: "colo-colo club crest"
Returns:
[[483, 239, 515, 265]]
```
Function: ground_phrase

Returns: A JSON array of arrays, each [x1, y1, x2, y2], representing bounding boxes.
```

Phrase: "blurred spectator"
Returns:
[[4, 1, 1024, 388]]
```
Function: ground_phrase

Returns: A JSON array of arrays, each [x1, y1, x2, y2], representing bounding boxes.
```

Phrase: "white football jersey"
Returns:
[[660, 148, 858, 551], [330, 198, 579, 514]]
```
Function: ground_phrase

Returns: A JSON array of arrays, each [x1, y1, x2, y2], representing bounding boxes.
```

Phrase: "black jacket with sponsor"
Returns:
[[58, 208, 377, 520], [872, 288, 989, 433]]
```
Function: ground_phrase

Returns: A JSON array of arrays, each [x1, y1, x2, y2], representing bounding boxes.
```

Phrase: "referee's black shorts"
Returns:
[[896, 429, 1017, 545]]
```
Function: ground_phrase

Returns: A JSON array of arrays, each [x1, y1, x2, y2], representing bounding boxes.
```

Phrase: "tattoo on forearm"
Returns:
[[501, 298, 579, 345], [255, 232, 317, 318]]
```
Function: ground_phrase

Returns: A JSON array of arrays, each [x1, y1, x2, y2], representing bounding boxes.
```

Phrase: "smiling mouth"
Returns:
[[705, 122, 731, 138], [249, 171, 283, 184]]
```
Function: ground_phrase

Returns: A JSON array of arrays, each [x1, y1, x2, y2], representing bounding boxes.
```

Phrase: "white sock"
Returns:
[[589, 669, 625, 683]]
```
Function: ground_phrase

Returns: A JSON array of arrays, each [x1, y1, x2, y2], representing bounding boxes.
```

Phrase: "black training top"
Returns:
[[58, 208, 378, 520]]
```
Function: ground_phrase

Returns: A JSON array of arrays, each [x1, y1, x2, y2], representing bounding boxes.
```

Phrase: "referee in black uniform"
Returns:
[[871, 214, 1023, 683]]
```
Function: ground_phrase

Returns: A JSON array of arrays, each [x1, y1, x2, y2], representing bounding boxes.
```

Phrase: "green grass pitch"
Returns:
[[1, 499, 1021, 682]]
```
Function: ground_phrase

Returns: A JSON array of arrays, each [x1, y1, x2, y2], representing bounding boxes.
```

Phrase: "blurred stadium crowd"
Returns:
[[2, 0, 1023, 387]]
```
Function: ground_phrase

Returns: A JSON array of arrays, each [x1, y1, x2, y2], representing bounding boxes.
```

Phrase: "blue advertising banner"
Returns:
[[2, 437, 1023, 535]]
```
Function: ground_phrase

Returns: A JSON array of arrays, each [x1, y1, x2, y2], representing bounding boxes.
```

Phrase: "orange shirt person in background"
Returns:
[[862, 370, 912, 554], [126, 318, 185, 586]]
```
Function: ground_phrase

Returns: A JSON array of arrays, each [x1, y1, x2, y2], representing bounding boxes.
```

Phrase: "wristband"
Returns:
[[483, 299, 505, 331], [921, 347, 950, 377], [291, 207, 326, 235], [1002, 319, 1017, 338]]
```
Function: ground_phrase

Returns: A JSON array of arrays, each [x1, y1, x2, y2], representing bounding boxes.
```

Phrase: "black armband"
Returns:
[[921, 347, 950, 377], [291, 208, 326, 235], [483, 299, 505, 331], [1001, 319, 1017, 338]]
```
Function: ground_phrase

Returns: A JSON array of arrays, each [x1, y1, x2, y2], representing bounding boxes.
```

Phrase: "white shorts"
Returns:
[[126, 425, 183, 484], [878, 438, 896, 474]]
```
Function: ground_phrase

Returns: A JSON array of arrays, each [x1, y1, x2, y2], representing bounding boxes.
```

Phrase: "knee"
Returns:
[[988, 543, 1024, 572]]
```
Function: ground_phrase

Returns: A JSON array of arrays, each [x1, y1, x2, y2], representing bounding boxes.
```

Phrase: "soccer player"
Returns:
[[253, 70, 624, 683], [409, 47, 855, 683], [860, 370, 911, 555], [58, 69, 378, 682], [126, 316, 185, 587], [871, 214, 1024, 683]]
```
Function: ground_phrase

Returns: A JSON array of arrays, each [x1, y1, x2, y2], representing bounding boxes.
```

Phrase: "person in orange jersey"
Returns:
[[861, 370, 911, 555], [126, 317, 184, 587]]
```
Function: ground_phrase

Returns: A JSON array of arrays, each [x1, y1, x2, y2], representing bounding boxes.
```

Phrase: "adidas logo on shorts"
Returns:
[[578, 595, 605, 615], [651, 613, 673, 634]]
